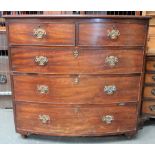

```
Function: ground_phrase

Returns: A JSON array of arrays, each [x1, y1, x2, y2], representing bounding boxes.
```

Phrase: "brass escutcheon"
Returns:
[[73, 50, 79, 58]]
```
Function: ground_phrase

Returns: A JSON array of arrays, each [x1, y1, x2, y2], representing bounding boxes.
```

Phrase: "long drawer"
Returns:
[[11, 47, 144, 74], [13, 75, 141, 104], [8, 23, 75, 46], [15, 102, 137, 136], [78, 23, 146, 46]]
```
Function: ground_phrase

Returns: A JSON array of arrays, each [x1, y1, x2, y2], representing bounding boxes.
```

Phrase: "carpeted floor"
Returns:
[[0, 109, 155, 144]]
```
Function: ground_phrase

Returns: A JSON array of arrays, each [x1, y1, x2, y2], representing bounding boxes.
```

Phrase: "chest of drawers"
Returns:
[[5, 15, 149, 138]]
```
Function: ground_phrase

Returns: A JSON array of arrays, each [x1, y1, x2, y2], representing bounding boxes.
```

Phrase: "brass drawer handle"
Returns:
[[104, 85, 116, 95], [33, 26, 46, 39], [107, 26, 120, 40], [73, 50, 79, 58], [34, 56, 48, 66], [151, 88, 155, 96], [149, 105, 155, 112], [0, 74, 7, 84], [105, 56, 118, 67], [37, 85, 49, 94], [39, 114, 50, 124], [102, 115, 114, 124], [152, 76, 155, 81]]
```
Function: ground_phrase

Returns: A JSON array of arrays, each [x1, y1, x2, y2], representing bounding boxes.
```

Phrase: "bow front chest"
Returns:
[[5, 15, 149, 137]]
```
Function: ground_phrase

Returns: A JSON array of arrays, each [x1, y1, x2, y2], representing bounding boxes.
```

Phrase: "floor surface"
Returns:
[[0, 109, 155, 144]]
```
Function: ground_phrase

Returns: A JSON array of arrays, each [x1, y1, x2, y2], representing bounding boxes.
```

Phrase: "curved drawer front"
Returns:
[[13, 75, 141, 104], [11, 47, 144, 74], [9, 23, 75, 46], [16, 102, 137, 136], [78, 23, 146, 46]]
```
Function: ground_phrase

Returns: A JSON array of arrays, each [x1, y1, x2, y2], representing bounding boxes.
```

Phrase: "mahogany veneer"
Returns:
[[5, 15, 149, 138]]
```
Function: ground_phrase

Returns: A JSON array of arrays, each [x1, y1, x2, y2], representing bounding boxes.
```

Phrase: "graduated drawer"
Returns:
[[8, 23, 75, 46], [11, 47, 144, 74], [78, 22, 146, 46], [146, 59, 155, 71], [145, 73, 155, 84], [143, 101, 155, 116], [13, 75, 141, 104], [15, 102, 137, 136]]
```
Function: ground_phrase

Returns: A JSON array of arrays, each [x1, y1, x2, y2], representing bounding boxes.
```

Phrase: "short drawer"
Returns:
[[8, 23, 75, 46], [13, 75, 141, 104], [144, 86, 155, 99], [145, 73, 155, 84], [11, 47, 144, 74], [143, 101, 155, 115], [78, 23, 146, 46], [15, 102, 137, 136]]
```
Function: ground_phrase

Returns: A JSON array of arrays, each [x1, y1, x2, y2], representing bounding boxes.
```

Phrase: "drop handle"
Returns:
[[102, 115, 114, 124], [39, 114, 50, 124], [37, 85, 49, 94], [104, 85, 116, 95], [105, 56, 118, 67], [34, 56, 48, 66], [107, 26, 120, 40], [33, 26, 46, 39]]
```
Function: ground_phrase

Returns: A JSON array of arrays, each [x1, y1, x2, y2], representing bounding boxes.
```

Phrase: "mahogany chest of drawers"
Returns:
[[5, 15, 149, 138]]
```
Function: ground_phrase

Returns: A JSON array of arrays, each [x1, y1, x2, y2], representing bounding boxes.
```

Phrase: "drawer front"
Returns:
[[11, 47, 144, 74], [13, 75, 141, 104], [143, 101, 155, 115], [9, 23, 75, 45], [145, 73, 155, 84], [146, 60, 155, 71], [144, 86, 155, 99], [16, 102, 137, 136], [78, 23, 146, 46]]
